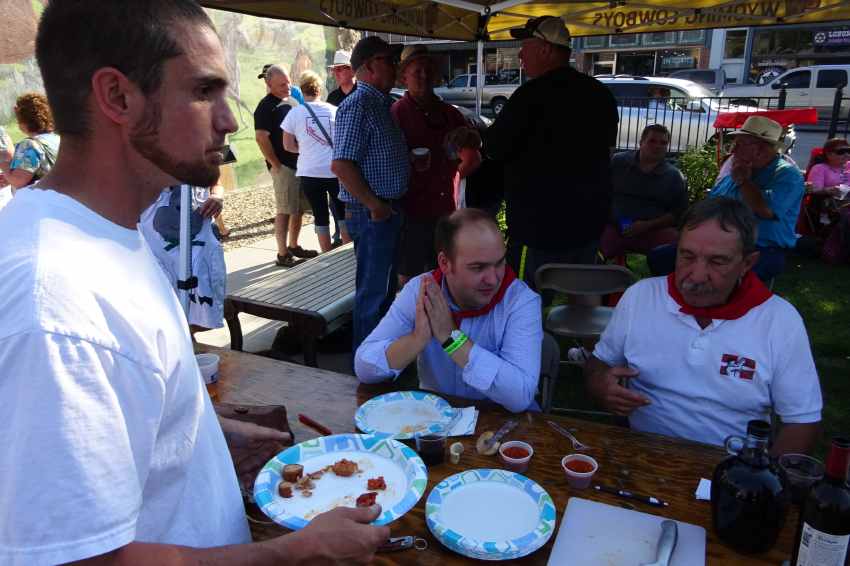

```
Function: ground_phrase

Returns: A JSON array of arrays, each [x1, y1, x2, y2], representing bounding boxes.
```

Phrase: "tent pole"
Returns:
[[475, 39, 484, 116]]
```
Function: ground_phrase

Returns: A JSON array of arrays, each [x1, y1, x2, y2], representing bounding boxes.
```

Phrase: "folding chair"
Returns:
[[535, 263, 637, 415], [535, 263, 637, 345]]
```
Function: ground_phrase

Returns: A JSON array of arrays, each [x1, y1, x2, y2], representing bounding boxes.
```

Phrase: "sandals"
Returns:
[[288, 245, 319, 259], [275, 253, 305, 268]]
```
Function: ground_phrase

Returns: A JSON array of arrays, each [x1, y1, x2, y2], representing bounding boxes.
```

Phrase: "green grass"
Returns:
[[550, 252, 850, 458]]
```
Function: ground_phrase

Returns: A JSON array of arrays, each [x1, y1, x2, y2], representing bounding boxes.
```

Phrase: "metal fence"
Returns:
[[613, 95, 786, 154]]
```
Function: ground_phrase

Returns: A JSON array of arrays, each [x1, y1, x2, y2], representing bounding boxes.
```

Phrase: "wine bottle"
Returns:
[[711, 419, 790, 554], [792, 437, 850, 566]]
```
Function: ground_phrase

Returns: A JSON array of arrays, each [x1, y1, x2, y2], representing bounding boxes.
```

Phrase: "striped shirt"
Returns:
[[332, 81, 409, 205]]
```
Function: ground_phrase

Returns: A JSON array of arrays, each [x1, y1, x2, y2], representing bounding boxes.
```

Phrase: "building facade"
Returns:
[[710, 21, 850, 85], [572, 30, 711, 77]]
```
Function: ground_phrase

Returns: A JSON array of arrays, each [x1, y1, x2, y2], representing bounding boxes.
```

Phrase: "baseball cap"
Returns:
[[350, 36, 393, 71], [509, 16, 571, 48], [329, 50, 352, 68]]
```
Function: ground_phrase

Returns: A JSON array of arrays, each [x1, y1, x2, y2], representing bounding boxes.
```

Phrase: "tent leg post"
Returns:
[[475, 40, 484, 117]]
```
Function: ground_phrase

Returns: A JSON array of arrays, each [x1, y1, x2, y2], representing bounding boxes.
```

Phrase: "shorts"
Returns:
[[271, 166, 309, 215], [397, 218, 438, 277]]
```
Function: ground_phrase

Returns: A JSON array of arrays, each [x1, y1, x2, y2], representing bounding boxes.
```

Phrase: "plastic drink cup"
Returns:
[[196, 353, 220, 401], [411, 147, 431, 172], [415, 426, 447, 466]]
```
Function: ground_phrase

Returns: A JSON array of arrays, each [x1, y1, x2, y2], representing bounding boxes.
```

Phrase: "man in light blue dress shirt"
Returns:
[[355, 209, 542, 413]]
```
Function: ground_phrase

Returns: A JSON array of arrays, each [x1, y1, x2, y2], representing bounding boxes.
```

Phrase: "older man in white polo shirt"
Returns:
[[586, 197, 822, 455]]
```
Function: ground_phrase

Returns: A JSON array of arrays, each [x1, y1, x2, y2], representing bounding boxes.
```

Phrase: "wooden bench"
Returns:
[[223, 243, 355, 367]]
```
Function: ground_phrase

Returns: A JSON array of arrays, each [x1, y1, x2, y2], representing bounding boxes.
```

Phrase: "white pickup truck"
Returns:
[[433, 74, 520, 115], [723, 65, 850, 117]]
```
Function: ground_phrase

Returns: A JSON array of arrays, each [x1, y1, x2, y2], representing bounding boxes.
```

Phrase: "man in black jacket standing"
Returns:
[[486, 16, 619, 291]]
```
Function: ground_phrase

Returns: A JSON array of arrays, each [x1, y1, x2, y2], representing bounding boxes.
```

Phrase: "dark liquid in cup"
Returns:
[[417, 434, 446, 466]]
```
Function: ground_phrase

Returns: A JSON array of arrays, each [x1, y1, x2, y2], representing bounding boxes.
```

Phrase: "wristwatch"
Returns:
[[442, 329, 464, 349]]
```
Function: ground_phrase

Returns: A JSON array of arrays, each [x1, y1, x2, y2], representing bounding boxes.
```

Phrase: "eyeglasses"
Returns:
[[831, 148, 850, 155]]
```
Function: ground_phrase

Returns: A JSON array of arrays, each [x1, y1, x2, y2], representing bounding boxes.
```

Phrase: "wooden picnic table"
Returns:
[[223, 243, 355, 367], [209, 347, 799, 565]]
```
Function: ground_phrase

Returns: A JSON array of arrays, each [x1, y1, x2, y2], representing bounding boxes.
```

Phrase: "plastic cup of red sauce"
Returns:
[[498, 441, 533, 473], [561, 454, 598, 489]]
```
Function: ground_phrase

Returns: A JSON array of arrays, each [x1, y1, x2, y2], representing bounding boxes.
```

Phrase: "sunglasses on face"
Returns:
[[830, 148, 850, 155]]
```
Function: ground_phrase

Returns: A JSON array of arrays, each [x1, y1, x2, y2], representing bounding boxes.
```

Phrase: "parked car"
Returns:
[[668, 68, 727, 93], [723, 65, 850, 117], [389, 88, 491, 132], [596, 75, 795, 154], [433, 74, 519, 115]]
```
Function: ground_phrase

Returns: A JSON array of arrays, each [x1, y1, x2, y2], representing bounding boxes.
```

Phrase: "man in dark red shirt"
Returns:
[[391, 45, 481, 285]]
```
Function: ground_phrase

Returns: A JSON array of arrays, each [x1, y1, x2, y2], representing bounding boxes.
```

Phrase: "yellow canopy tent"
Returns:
[[201, 0, 850, 113], [202, 0, 850, 41]]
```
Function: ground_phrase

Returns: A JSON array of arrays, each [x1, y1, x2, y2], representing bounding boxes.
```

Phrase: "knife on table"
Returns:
[[483, 418, 518, 451], [640, 520, 678, 566]]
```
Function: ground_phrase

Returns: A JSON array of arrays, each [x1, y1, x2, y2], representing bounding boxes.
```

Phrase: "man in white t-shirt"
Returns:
[[0, 2, 388, 565], [586, 197, 822, 455]]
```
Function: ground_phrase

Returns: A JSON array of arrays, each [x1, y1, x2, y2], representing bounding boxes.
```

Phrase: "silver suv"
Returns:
[[595, 75, 794, 154]]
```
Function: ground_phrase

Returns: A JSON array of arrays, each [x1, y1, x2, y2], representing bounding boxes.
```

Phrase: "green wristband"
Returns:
[[444, 333, 468, 355]]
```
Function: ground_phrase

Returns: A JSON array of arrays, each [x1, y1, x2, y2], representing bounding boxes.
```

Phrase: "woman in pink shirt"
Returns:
[[807, 137, 850, 196]]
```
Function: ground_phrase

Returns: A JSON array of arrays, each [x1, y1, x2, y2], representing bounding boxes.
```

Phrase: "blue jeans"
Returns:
[[345, 204, 403, 352]]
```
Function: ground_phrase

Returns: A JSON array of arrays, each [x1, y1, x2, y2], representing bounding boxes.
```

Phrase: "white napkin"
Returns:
[[447, 407, 479, 437], [695, 478, 712, 501], [839, 184, 850, 200]]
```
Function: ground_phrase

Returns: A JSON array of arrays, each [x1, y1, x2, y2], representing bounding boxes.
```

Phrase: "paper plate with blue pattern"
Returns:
[[253, 433, 427, 530], [426, 468, 556, 561], [355, 391, 458, 439]]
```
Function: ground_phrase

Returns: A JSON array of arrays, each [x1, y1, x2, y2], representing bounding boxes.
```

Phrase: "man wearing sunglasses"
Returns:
[[710, 115, 804, 281], [331, 36, 410, 352]]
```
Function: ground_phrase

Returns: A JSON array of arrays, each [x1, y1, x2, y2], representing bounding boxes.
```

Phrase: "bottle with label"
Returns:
[[792, 437, 850, 566], [711, 419, 790, 554]]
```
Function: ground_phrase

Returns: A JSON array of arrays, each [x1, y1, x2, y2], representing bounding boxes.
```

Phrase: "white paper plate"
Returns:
[[355, 391, 457, 439], [253, 434, 427, 529], [426, 469, 556, 560]]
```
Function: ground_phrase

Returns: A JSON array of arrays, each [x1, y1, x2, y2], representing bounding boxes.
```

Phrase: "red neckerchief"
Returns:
[[431, 266, 517, 327], [666, 271, 772, 320]]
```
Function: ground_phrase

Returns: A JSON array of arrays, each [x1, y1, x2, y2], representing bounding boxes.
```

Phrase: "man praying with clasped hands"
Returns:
[[355, 208, 542, 413]]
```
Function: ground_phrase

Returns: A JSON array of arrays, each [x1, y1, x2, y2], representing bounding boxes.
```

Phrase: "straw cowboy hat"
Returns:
[[727, 115, 785, 146], [398, 44, 432, 73], [328, 50, 351, 69]]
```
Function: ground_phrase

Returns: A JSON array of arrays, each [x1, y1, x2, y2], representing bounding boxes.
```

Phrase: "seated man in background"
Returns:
[[710, 115, 803, 281], [586, 198, 822, 455], [355, 208, 542, 413], [600, 124, 687, 261]]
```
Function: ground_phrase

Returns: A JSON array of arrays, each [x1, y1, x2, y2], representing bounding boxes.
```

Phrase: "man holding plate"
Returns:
[[0, 2, 388, 565], [355, 208, 542, 413]]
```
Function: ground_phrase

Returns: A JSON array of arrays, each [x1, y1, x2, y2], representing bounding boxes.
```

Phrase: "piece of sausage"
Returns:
[[332, 458, 359, 477], [282, 464, 304, 483], [278, 482, 294, 498], [356, 492, 378, 507], [367, 476, 386, 490]]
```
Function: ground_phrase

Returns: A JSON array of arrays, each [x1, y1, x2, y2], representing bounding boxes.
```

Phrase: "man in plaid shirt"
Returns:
[[332, 36, 410, 351]]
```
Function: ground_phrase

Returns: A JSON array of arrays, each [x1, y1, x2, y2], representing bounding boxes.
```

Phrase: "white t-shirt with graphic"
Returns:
[[593, 276, 822, 447], [0, 189, 249, 565], [281, 100, 336, 178]]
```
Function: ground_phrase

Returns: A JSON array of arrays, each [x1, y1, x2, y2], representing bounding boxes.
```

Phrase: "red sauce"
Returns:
[[502, 446, 529, 459], [565, 460, 594, 473]]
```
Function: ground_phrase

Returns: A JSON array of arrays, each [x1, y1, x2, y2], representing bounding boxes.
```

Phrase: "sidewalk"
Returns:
[[194, 224, 353, 374]]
